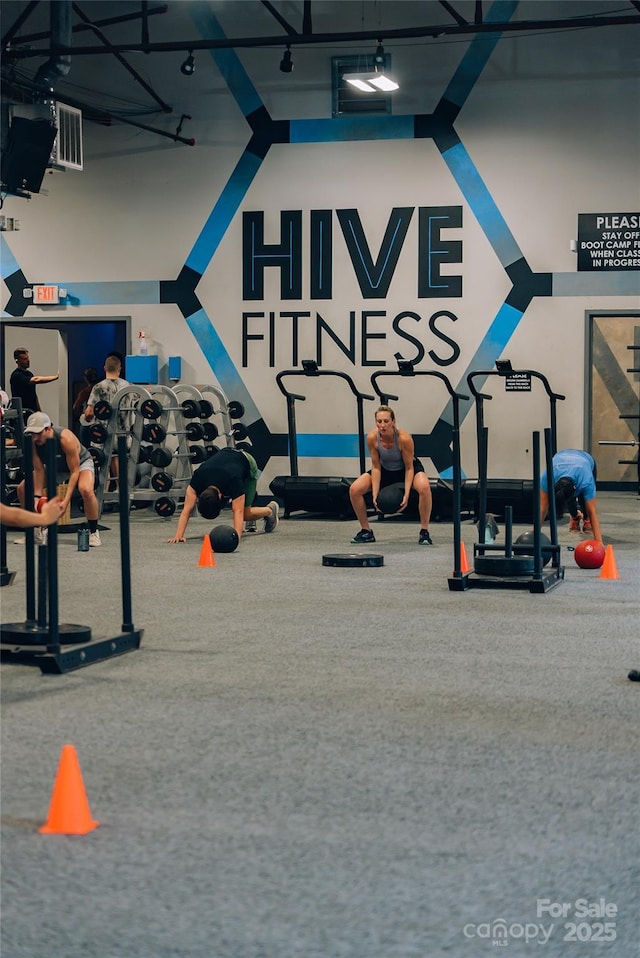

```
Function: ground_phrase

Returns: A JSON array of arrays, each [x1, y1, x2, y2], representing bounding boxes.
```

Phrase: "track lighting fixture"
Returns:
[[344, 40, 399, 93], [280, 45, 293, 74], [180, 50, 195, 76]]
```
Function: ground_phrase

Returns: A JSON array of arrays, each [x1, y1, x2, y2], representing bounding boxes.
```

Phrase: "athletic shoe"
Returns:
[[89, 531, 102, 547], [351, 528, 375, 544], [264, 501, 279, 533], [582, 519, 592, 533], [569, 517, 582, 533], [244, 520, 257, 533], [418, 529, 433, 545], [15, 528, 47, 545]]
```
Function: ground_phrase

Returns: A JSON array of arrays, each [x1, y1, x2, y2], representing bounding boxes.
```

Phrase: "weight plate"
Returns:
[[199, 399, 214, 419], [231, 423, 248, 441], [474, 555, 534, 577], [151, 471, 173, 492], [93, 400, 112, 420], [227, 400, 245, 420], [186, 421, 204, 441], [142, 422, 167, 444], [181, 399, 200, 419], [322, 553, 384, 568], [154, 496, 176, 517], [139, 398, 162, 420], [150, 447, 172, 468], [202, 422, 219, 442], [88, 423, 108, 444]]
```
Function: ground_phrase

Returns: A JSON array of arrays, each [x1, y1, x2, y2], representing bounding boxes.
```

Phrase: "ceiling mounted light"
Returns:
[[280, 45, 293, 74], [180, 50, 195, 76], [344, 41, 399, 93]]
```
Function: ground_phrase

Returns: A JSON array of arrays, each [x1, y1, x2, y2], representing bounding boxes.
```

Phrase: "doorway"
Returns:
[[2, 317, 129, 429], [587, 311, 640, 491]]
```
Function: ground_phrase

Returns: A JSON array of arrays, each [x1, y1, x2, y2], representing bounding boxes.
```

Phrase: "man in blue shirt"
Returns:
[[540, 449, 602, 541]]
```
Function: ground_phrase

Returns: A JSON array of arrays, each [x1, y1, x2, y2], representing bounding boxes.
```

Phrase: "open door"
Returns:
[[3, 326, 67, 423]]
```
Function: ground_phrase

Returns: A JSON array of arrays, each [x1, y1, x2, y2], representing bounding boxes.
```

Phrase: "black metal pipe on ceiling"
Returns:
[[4, 13, 640, 58]]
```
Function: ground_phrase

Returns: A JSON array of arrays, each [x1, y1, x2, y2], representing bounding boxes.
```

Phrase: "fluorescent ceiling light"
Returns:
[[368, 74, 399, 92], [344, 72, 399, 93]]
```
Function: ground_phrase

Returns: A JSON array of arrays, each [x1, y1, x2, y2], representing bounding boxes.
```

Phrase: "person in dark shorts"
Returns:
[[167, 447, 279, 544], [349, 404, 433, 545], [540, 448, 602, 541]]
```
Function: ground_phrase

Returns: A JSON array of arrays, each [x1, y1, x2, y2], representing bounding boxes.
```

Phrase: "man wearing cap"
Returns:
[[18, 412, 102, 547], [540, 448, 603, 542], [9, 348, 59, 414]]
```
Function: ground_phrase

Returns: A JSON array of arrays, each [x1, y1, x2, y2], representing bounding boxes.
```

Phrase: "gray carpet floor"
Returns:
[[1, 491, 638, 958]]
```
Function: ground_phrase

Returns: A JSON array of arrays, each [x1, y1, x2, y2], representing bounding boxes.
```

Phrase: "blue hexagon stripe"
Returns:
[[4, 1, 639, 473]]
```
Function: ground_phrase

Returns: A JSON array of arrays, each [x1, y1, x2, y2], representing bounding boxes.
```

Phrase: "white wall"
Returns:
[[2, 9, 638, 488]]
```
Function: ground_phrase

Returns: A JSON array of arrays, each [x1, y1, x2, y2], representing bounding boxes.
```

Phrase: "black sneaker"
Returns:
[[418, 529, 432, 545], [351, 529, 376, 544]]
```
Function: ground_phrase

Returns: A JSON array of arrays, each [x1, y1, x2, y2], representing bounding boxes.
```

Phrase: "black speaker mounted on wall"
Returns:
[[1, 116, 57, 196]]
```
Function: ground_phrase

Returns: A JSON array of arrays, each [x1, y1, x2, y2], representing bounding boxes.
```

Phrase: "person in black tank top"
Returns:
[[349, 405, 433, 545]]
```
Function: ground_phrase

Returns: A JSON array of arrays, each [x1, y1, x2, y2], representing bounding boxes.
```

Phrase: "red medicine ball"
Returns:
[[574, 539, 606, 569]]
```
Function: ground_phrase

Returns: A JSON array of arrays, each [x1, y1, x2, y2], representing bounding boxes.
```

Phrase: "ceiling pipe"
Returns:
[[9, 5, 168, 44], [5, 13, 640, 59], [33, 0, 72, 89]]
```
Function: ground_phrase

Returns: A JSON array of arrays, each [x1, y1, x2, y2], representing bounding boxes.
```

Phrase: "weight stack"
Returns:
[[269, 476, 355, 518]]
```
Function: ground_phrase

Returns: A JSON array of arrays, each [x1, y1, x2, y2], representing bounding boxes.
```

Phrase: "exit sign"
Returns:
[[34, 285, 60, 304]]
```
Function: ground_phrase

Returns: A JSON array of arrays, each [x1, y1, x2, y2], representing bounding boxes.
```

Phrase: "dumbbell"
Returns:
[[200, 421, 248, 442], [227, 400, 245, 420], [149, 446, 207, 468], [139, 397, 209, 420], [154, 496, 176, 517], [151, 471, 173, 492], [141, 422, 204, 444], [89, 447, 107, 468], [93, 400, 113, 420], [88, 422, 109, 445]]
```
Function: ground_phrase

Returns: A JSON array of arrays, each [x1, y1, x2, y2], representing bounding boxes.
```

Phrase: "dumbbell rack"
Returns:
[[175, 383, 248, 452], [87, 384, 142, 515], [132, 385, 198, 517], [86, 383, 250, 519]]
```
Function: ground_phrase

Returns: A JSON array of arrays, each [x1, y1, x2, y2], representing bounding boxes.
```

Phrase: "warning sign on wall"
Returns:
[[577, 212, 640, 271]]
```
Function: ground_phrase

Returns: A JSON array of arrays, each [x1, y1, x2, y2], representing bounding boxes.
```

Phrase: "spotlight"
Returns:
[[180, 51, 195, 76], [280, 45, 293, 74]]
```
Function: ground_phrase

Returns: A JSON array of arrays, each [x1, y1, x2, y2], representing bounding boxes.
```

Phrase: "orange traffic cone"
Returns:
[[458, 541, 471, 574], [599, 544, 619, 580], [198, 533, 216, 567], [39, 744, 100, 835]]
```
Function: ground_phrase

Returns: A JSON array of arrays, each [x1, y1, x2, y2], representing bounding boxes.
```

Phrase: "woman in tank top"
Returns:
[[349, 404, 433, 545]]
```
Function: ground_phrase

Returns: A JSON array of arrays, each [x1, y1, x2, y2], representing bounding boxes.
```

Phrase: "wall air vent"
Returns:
[[53, 102, 83, 170]]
